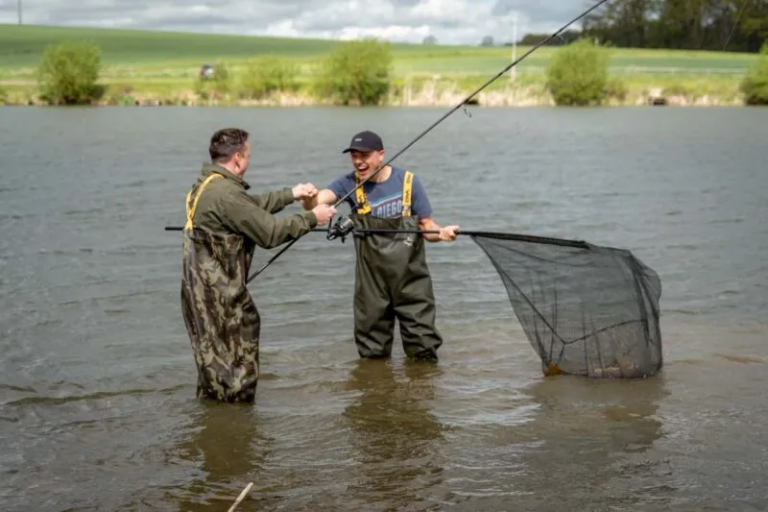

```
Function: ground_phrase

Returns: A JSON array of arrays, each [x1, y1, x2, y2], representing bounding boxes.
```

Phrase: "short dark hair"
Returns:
[[209, 128, 249, 162]]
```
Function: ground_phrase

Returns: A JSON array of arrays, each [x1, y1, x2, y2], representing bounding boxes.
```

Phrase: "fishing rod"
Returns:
[[723, 0, 752, 51], [163, 225, 588, 248], [240, 0, 612, 283]]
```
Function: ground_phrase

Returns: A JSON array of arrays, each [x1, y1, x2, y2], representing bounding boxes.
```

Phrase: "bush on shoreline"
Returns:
[[37, 40, 104, 105], [239, 57, 300, 99], [545, 38, 614, 106], [740, 42, 768, 106], [312, 38, 393, 106]]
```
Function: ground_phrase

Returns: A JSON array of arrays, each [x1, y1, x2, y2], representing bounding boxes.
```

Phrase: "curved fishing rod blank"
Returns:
[[331, 0, 613, 210], [243, 0, 613, 284]]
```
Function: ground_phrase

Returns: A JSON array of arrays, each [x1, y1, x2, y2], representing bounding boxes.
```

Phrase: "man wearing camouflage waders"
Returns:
[[181, 127, 336, 403], [302, 130, 459, 361]]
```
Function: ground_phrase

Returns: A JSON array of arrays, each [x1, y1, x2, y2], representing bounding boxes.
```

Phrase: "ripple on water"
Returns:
[[0, 107, 766, 512]]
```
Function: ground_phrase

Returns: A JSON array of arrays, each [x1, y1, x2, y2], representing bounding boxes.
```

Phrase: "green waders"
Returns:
[[180, 173, 261, 403], [349, 170, 443, 360]]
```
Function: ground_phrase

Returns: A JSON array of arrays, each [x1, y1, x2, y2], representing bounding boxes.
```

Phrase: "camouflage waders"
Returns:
[[180, 173, 261, 403], [350, 170, 443, 360]]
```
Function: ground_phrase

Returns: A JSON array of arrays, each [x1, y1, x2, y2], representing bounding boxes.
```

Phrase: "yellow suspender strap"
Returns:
[[184, 174, 223, 230], [354, 173, 372, 215], [401, 171, 413, 217]]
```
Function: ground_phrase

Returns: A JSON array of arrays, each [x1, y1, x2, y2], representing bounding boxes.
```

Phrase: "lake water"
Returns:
[[0, 105, 766, 512]]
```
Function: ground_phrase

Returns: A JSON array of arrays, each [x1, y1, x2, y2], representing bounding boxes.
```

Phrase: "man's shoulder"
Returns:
[[193, 173, 245, 213], [390, 166, 409, 178], [391, 166, 423, 183], [391, 166, 425, 186], [204, 173, 241, 196], [327, 171, 357, 192], [338, 170, 358, 183], [395, 166, 431, 216]]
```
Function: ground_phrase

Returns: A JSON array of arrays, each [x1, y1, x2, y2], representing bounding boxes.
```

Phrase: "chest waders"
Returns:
[[349, 171, 443, 360], [180, 173, 261, 403]]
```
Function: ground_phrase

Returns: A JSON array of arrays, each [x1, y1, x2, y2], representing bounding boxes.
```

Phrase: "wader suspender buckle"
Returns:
[[185, 173, 223, 230], [354, 173, 372, 215], [402, 171, 415, 246], [401, 171, 413, 217]]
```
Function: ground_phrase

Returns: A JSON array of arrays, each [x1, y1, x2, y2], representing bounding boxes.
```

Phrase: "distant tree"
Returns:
[[520, 30, 581, 46], [423, 35, 437, 45], [545, 38, 612, 106], [314, 38, 392, 106], [239, 57, 299, 99], [740, 42, 768, 105], [480, 35, 494, 46], [580, 0, 767, 52], [37, 40, 104, 105], [520, 33, 547, 45]]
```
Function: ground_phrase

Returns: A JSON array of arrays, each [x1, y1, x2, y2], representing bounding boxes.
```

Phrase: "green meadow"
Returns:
[[0, 23, 761, 106]]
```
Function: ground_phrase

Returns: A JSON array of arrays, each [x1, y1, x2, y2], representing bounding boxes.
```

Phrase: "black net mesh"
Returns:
[[469, 232, 663, 379]]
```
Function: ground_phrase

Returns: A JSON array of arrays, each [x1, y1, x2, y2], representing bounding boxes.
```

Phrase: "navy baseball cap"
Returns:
[[342, 130, 384, 153]]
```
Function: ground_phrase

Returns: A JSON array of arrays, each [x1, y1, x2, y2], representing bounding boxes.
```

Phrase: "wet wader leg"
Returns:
[[394, 270, 443, 361], [350, 178, 396, 358], [353, 257, 396, 358], [396, 173, 442, 361]]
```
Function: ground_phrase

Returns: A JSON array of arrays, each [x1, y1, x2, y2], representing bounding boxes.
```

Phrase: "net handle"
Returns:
[[164, 226, 589, 249]]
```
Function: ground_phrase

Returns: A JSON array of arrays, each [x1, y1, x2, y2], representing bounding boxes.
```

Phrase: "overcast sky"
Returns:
[[0, 0, 586, 45]]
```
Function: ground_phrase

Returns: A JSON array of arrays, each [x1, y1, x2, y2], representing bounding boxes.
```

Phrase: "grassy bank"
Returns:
[[0, 24, 760, 107]]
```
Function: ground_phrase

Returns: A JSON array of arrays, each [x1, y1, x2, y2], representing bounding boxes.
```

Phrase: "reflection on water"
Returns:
[[168, 402, 267, 512], [425, 373, 671, 511], [342, 359, 447, 510], [511, 375, 671, 511], [0, 106, 766, 511]]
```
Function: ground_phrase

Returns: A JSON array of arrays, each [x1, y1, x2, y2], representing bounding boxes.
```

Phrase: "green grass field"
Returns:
[[0, 23, 761, 105]]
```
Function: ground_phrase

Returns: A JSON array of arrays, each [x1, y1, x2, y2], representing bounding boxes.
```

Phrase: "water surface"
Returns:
[[0, 105, 767, 511]]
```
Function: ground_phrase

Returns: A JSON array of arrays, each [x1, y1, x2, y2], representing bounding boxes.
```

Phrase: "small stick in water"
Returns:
[[227, 482, 253, 512]]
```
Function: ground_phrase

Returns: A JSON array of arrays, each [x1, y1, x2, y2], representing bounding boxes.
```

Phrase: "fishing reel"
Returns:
[[326, 215, 355, 243]]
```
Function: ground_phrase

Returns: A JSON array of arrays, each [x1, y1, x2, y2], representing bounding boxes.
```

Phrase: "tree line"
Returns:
[[16, 36, 768, 107], [580, 0, 767, 53], [25, 39, 394, 106], [545, 37, 767, 105]]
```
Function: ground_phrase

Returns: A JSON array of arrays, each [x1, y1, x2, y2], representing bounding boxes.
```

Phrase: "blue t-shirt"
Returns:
[[327, 166, 433, 219]]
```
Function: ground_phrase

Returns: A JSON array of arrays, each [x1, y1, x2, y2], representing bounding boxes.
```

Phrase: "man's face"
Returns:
[[234, 140, 251, 174], [350, 149, 384, 179]]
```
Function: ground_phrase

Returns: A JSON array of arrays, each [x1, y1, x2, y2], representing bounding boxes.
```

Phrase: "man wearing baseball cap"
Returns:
[[302, 130, 459, 362]]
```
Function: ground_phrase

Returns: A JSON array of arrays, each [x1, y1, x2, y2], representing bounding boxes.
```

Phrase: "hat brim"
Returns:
[[342, 145, 381, 154]]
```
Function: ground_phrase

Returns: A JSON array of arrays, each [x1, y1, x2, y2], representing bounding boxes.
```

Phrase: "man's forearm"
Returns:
[[221, 189, 316, 249], [302, 189, 336, 210], [301, 196, 319, 210], [231, 206, 317, 249], [248, 211, 318, 249], [420, 218, 442, 242], [250, 187, 294, 214]]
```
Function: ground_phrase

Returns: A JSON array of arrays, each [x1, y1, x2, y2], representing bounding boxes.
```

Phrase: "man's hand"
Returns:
[[300, 188, 338, 211], [438, 225, 460, 242], [300, 196, 315, 210], [293, 183, 318, 201], [312, 204, 337, 226]]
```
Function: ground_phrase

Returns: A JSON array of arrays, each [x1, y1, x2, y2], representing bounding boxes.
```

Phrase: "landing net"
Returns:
[[468, 232, 663, 379]]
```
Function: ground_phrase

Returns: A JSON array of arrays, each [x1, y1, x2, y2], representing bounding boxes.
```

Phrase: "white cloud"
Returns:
[[0, 0, 585, 45]]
